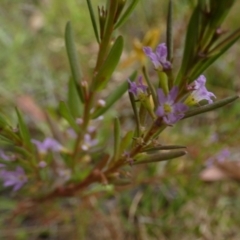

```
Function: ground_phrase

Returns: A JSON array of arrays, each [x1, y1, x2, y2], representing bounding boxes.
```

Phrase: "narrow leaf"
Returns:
[[86, 0, 100, 43], [114, 0, 140, 29], [142, 145, 186, 153], [133, 150, 187, 165], [175, 3, 201, 85], [59, 101, 79, 132], [16, 108, 32, 151], [67, 77, 82, 118], [119, 130, 134, 154], [65, 21, 84, 102], [183, 96, 239, 119], [93, 35, 124, 90], [190, 28, 240, 81], [0, 113, 9, 127]]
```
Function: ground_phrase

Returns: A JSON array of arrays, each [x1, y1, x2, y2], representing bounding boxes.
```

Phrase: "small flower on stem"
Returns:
[[156, 86, 188, 125], [0, 166, 28, 191], [31, 138, 63, 154], [143, 43, 171, 70], [128, 76, 148, 99], [185, 75, 216, 106], [128, 76, 156, 119]]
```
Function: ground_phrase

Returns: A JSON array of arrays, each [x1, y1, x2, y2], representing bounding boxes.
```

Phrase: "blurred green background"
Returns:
[[1, 0, 240, 239]]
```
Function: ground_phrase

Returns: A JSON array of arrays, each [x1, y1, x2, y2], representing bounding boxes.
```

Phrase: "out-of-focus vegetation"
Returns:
[[1, 0, 240, 239]]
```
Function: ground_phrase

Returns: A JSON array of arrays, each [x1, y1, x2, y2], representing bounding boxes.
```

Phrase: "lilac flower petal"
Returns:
[[174, 102, 189, 113], [156, 106, 165, 117], [168, 86, 178, 102], [128, 76, 148, 97], [0, 166, 27, 191], [156, 43, 168, 60], [143, 47, 161, 69], [195, 75, 206, 88], [143, 43, 172, 70], [156, 86, 188, 125], [32, 137, 63, 153], [187, 75, 216, 105], [157, 88, 166, 103]]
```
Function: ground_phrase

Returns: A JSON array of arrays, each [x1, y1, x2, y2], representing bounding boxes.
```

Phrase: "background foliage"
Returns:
[[1, 0, 240, 239]]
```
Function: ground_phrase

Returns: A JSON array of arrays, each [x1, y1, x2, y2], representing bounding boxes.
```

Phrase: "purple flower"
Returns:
[[128, 76, 148, 98], [186, 75, 216, 105], [0, 166, 28, 191], [143, 43, 171, 70], [31, 137, 63, 154], [156, 86, 188, 125]]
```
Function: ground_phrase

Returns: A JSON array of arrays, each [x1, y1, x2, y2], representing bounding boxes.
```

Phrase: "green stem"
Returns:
[[94, 1, 118, 72]]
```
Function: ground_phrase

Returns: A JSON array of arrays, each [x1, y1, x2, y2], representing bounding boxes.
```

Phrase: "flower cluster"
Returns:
[[127, 43, 216, 126]]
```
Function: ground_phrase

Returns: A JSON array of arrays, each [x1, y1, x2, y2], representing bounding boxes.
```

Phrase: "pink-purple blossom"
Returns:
[[0, 166, 28, 191], [143, 43, 171, 70], [128, 76, 148, 98], [31, 137, 63, 154], [186, 75, 216, 105], [156, 86, 188, 125]]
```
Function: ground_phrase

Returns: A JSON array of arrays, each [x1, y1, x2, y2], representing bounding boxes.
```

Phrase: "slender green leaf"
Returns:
[[114, 0, 140, 29], [103, 0, 118, 36], [142, 145, 186, 153], [16, 108, 32, 151], [67, 77, 82, 118], [190, 29, 240, 81], [93, 36, 124, 90], [0, 113, 9, 127], [133, 150, 187, 165], [65, 21, 84, 102], [175, 3, 201, 85], [119, 130, 134, 154], [86, 0, 100, 43], [183, 95, 239, 119], [59, 101, 79, 132]]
